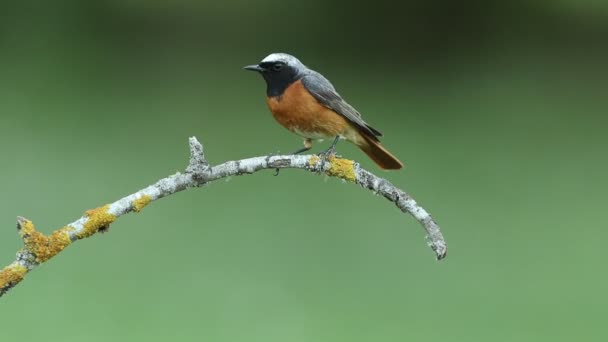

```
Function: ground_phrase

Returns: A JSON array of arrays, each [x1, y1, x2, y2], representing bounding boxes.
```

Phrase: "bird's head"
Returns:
[[244, 53, 307, 96]]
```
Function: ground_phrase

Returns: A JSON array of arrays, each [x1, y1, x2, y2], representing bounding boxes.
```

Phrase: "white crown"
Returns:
[[261, 53, 304, 66]]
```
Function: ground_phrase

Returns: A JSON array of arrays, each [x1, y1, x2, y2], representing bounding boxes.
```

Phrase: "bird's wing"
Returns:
[[301, 72, 382, 139]]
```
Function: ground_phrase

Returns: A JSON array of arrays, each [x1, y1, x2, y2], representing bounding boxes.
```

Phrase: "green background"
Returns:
[[1, 1, 606, 341]]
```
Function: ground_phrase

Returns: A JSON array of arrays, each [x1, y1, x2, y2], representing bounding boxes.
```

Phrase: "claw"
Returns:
[[267, 151, 282, 176], [317, 136, 341, 167]]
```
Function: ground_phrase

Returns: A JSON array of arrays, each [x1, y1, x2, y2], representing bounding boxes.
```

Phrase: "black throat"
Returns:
[[261, 64, 303, 98]]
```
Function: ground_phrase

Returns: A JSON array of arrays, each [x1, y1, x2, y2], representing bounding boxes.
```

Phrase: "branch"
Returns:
[[0, 137, 447, 298]]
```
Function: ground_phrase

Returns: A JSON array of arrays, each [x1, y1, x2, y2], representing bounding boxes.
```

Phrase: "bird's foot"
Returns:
[[315, 136, 341, 171], [317, 147, 339, 172], [318, 140, 339, 158], [266, 151, 283, 176], [317, 147, 336, 159]]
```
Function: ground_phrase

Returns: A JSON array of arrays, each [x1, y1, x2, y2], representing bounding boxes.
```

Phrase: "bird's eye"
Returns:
[[272, 63, 284, 71]]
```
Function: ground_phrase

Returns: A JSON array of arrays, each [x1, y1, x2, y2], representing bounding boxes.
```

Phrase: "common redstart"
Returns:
[[244, 53, 403, 170]]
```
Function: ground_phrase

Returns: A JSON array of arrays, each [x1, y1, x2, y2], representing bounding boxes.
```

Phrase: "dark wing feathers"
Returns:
[[301, 72, 383, 139]]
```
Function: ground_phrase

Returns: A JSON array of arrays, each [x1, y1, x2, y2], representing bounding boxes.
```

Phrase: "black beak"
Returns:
[[243, 64, 264, 72]]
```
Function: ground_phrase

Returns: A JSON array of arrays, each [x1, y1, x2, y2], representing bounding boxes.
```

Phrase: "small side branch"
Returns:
[[0, 137, 446, 298]]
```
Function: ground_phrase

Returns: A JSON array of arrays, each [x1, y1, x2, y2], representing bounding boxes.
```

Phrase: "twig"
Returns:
[[0, 137, 446, 299]]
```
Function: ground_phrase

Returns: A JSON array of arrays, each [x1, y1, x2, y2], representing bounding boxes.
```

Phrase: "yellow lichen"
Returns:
[[132, 194, 152, 213], [308, 155, 320, 167], [18, 219, 36, 236], [45, 227, 74, 256], [78, 204, 116, 239], [0, 264, 27, 290], [18, 219, 74, 263], [326, 157, 356, 182]]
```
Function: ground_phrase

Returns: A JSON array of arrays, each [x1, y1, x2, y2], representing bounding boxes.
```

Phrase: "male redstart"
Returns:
[[244, 53, 403, 170]]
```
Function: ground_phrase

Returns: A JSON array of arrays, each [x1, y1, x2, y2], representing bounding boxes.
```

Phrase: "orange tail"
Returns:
[[356, 133, 404, 170]]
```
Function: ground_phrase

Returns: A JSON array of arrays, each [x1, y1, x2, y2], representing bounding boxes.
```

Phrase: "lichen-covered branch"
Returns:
[[0, 137, 447, 298]]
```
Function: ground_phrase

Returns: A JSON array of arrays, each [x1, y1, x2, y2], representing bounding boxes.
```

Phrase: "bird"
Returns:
[[244, 53, 403, 170]]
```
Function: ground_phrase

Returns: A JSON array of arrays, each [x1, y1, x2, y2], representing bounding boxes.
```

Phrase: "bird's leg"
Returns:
[[290, 146, 312, 155], [318, 136, 340, 158], [317, 136, 341, 170], [274, 139, 313, 176]]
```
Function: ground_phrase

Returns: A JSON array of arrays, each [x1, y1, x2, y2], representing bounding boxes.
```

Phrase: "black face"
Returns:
[[245, 61, 302, 97]]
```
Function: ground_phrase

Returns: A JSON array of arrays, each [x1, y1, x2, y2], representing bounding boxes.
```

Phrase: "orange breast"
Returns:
[[266, 80, 349, 139]]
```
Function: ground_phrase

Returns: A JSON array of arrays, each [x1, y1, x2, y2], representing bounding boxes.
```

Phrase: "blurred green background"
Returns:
[[1, 1, 607, 341]]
